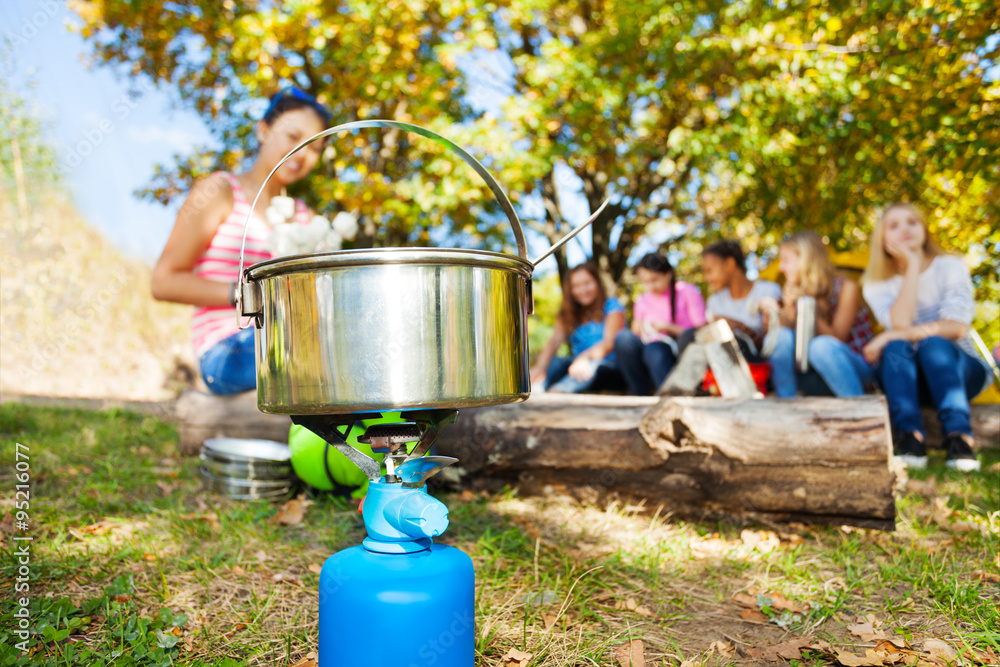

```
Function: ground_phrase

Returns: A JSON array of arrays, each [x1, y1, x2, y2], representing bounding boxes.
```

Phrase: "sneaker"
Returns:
[[944, 434, 980, 472], [895, 432, 927, 469]]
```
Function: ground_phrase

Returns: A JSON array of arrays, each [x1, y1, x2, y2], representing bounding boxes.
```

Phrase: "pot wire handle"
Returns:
[[236, 120, 529, 329], [529, 197, 611, 268]]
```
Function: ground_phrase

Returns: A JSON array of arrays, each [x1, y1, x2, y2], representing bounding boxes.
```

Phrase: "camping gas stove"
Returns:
[[235, 119, 611, 667], [293, 410, 474, 666]]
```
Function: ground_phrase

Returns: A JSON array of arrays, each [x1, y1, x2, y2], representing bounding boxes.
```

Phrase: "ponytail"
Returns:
[[669, 272, 677, 322]]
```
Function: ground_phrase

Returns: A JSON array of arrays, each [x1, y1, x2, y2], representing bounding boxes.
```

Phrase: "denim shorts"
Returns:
[[199, 328, 256, 395]]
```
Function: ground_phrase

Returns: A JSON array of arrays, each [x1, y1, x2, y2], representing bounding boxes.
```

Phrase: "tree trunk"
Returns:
[[434, 394, 899, 530]]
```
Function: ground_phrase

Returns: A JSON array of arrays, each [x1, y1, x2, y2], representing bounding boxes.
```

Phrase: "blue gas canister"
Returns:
[[318, 477, 475, 666]]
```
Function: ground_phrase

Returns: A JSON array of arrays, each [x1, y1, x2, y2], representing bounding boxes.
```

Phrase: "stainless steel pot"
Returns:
[[237, 120, 605, 415]]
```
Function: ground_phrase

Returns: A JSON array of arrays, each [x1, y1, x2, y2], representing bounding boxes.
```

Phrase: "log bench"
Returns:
[[175, 390, 291, 456], [174, 389, 998, 528]]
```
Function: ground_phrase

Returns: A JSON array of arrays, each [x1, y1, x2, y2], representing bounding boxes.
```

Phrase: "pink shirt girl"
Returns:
[[633, 280, 707, 333]]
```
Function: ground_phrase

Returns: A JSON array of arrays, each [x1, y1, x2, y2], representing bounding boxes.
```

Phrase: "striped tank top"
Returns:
[[191, 172, 310, 358]]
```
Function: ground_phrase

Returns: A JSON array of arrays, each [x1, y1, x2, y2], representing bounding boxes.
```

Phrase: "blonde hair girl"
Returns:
[[861, 202, 989, 471], [863, 202, 944, 283], [766, 231, 875, 398]]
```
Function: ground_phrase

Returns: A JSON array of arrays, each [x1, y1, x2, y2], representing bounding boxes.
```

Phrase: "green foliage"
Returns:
[[69, 0, 998, 290]]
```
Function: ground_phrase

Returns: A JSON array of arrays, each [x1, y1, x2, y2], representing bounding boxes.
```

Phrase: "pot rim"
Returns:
[[245, 247, 534, 281]]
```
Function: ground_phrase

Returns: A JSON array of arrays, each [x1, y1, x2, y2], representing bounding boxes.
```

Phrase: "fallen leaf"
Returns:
[[931, 497, 954, 527], [823, 576, 849, 592], [254, 550, 268, 563], [272, 572, 303, 586], [773, 637, 815, 660], [142, 553, 158, 562], [708, 640, 734, 658], [307, 563, 323, 575], [75, 520, 147, 544], [690, 535, 733, 559], [615, 639, 644, 667], [921, 639, 957, 661], [963, 646, 999, 665], [739, 608, 769, 623], [904, 476, 937, 496], [613, 598, 655, 617], [836, 649, 888, 666], [224, 623, 246, 639], [848, 614, 886, 642], [179, 512, 221, 531], [272, 494, 313, 526], [732, 592, 758, 608], [156, 480, 175, 496], [457, 489, 477, 502], [499, 648, 532, 666], [875, 638, 911, 651], [289, 652, 317, 667], [769, 591, 809, 613], [231, 564, 245, 575], [541, 612, 558, 629], [184, 635, 195, 652], [678, 659, 700, 667], [807, 639, 837, 654], [741, 529, 780, 553], [79, 520, 118, 535], [972, 570, 1000, 583]]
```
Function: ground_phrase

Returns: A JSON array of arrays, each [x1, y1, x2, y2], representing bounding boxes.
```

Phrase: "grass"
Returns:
[[1, 403, 998, 666]]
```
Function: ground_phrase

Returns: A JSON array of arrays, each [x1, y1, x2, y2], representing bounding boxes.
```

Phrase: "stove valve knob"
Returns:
[[383, 492, 449, 539]]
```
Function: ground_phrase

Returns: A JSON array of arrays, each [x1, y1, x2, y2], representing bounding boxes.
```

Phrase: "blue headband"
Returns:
[[263, 86, 331, 123]]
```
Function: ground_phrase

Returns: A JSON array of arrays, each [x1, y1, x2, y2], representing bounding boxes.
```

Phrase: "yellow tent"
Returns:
[[759, 248, 999, 404], [759, 249, 868, 282]]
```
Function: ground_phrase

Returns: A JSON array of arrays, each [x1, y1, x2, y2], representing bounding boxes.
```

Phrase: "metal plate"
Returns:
[[201, 438, 291, 463], [199, 454, 292, 481], [200, 467, 293, 501]]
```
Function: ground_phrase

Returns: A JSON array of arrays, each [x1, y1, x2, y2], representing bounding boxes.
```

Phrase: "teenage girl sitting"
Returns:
[[614, 252, 706, 395], [529, 262, 626, 393], [861, 203, 990, 471], [766, 231, 875, 397], [151, 87, 330, 394]]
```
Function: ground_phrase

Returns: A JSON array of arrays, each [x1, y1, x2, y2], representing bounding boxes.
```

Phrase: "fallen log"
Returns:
[[924, 402, 999, 448], [435, 394, 898, 530], [175, 390, 291, 456]]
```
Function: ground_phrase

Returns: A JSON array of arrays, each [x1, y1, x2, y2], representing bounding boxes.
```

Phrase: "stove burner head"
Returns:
[[358, 423, 422, 454], [290, 409, 458, 484]]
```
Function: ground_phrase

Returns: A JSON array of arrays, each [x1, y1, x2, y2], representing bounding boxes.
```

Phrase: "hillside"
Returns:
[[0, 189, 194, 401]]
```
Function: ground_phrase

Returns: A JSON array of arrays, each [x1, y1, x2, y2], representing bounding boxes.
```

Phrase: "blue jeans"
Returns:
[[614, 331, 677, 395], [545, 355, 625, 393], [769, 328, 874, 398], [199, 328, 257, 395], [875, 336, 988, 438]]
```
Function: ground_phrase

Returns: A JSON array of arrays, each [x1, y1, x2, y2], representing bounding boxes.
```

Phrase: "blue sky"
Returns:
[[2, 4, 593, 271]]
